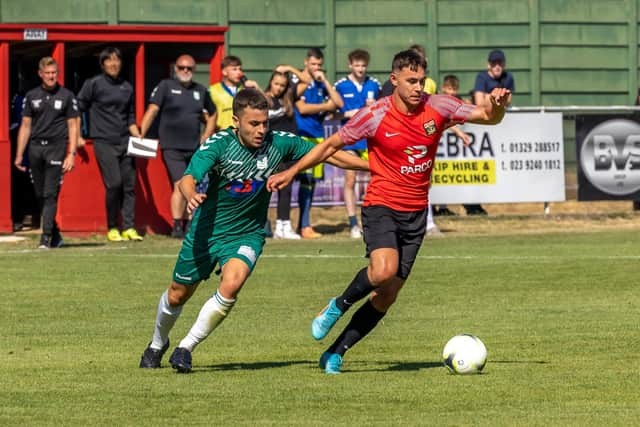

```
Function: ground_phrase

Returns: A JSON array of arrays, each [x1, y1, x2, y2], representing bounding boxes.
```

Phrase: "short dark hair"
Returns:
[[391, 49, 427, 73], [443, 74, 459, 88], [99, 47, 122, 66], [306, 47, 324, 60], [222, 55, 242, 69], [348, 49, 370, 64], [233, 88, 269, 116]]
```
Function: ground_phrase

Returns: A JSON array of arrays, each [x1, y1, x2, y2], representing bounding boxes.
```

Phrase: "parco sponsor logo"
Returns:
[[404, 145, 428, 164], [401, 145, 431, 174]]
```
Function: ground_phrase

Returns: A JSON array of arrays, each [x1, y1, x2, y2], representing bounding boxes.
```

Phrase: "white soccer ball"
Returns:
[[442, 334, 487, 375]]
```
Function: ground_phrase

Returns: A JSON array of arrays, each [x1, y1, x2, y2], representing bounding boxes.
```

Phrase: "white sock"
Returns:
[[179, 291, 236, 352], [150, 290, 183, 350], [427, 204, 437, 230]]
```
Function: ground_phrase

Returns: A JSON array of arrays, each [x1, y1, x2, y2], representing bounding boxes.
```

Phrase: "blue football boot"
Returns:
[[311, 298, 343, 340]]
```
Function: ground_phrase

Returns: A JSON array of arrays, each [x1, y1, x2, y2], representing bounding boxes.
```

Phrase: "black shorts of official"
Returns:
[[162, 149, 194, 183], [361, 205, 427, 280]]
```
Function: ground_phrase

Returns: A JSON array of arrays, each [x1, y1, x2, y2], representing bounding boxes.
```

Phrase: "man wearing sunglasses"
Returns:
[[140, 54, 217, 238]]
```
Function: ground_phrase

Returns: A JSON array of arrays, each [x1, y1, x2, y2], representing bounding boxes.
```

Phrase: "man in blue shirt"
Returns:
[[466, 49, 515, 216], [473, 49, 514, 109], [292, 48, 344, 238], [334, 49, 380, 238]]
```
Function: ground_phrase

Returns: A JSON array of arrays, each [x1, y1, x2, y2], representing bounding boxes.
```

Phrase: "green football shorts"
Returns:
[[172, 233, 265, 285]]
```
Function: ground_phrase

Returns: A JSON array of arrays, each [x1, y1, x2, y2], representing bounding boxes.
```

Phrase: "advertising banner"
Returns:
[[271, 113, 565, 207], [575, 114, 640, 201], [270, 119, 369, 207], [430, 112, 565, 204]]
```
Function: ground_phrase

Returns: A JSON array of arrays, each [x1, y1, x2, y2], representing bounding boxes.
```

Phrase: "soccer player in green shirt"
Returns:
[[139, 88, 368, 373]]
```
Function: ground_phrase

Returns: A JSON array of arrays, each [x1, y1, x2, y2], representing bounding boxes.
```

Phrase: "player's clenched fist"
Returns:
[[489, 87, 511, 107]]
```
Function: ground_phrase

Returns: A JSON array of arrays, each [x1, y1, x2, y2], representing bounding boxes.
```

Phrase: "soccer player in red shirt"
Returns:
[[267, 50, 511, 374]]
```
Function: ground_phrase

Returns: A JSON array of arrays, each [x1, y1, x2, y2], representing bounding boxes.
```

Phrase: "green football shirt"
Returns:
[[184, 128, 315, 238]]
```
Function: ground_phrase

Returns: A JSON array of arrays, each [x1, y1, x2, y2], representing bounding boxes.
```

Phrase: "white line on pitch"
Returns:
[[2, 249, 640, 261]]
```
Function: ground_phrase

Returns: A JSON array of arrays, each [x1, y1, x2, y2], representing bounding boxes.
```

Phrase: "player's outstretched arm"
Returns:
[[179, 174, 207, 213], [267, 133, 346, 192], [468, 87, 511, 125], [325, 150, 369, 171]]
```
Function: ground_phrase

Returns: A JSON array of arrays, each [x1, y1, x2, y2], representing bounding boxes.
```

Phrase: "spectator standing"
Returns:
[[10, 85, 40, 232], [77, 47, 143, 241], [433, 74, 471, 218], [334, 49, 380, 238], [292, 47, 344, 239], [265, 66, 309, 239], [13, 57, 79, 248], [465, 49, 515, 216], [209, 55, 260, 131], [140, 54, 217, 238]]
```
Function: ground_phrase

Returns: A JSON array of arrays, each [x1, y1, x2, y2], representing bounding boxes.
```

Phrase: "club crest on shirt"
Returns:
[[193, 91, 200, 101], [256, 154, 268, 170], [54, 100, 62, 110], [423, 119, 436, 136]]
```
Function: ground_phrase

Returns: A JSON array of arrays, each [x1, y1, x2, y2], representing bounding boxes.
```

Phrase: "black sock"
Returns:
[[335, 267, 374, 312], [173, 219, 183, 230], [328, 299, 386, 356]]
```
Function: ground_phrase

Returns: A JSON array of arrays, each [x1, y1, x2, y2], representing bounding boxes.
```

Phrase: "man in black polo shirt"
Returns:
[[77, 46, 143, 242], [14, 56, 79, 249], [140, 54, 217, 238]]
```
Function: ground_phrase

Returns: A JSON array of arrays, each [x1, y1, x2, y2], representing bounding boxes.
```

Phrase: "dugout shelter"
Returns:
[[0, 23, 227, 234]]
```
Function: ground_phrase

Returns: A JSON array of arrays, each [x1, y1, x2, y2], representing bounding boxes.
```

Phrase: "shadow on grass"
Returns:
[[191, 359, 511, 374], [58, 242, 107, 248], [315, 223, 349, 235], [197, 360, 316, 372], [351, 360, 443, 373]]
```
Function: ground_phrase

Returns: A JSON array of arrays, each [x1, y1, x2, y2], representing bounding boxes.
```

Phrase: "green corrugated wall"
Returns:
[[1, 0, 639, 106]]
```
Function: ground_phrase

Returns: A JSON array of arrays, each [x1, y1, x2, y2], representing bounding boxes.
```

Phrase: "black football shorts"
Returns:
[[361, 205, 427, 280]]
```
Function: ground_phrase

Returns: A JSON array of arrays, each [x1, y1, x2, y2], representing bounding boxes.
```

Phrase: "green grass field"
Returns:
[[1, 230, 638, 426]]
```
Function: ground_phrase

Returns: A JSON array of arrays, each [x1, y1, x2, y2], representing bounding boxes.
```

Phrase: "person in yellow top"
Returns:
[[379, 44, 437, 96], [209, 55, 261, 131]]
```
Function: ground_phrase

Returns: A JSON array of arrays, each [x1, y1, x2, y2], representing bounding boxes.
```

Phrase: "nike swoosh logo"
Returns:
[[385, 132, 401, 137]]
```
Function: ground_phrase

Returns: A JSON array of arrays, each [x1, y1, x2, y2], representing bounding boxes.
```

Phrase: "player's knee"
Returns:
[[368, 265, 396, 287], [167, 282, 193, 306], [218, 275, 246, 299]]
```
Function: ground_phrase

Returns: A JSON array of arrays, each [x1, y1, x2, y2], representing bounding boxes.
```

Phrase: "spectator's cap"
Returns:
[[488, 49, 506, 63]]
